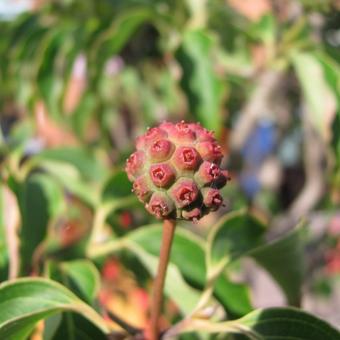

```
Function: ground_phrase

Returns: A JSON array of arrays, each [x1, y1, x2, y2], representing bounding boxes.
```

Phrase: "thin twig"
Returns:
[[150, 219, 176, 340], [106, 309, 141, 336]]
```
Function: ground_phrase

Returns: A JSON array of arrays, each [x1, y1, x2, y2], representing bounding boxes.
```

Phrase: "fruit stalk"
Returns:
[[150, 219, 176, 340]]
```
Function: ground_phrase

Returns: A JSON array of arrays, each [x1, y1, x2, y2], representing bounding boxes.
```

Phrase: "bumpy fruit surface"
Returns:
[[126, 121, 229, 221]]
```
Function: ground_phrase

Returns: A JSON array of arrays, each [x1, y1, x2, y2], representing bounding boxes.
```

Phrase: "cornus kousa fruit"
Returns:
[[125, 121, 230, 221]]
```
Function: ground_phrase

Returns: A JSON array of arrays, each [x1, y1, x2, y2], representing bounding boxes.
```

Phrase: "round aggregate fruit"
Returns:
[[126, 121, 230, 221]]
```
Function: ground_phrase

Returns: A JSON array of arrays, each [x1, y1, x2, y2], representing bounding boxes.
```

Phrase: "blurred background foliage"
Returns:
[[0, 0, 340, 336]]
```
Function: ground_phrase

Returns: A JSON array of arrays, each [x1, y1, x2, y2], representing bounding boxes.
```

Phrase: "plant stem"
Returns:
[[150, 219, 176, 340]]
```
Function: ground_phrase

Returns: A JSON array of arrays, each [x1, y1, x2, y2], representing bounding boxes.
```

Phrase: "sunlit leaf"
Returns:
[[176, 29, 225, 135], [293, 52, 337, 142], [36, 147, 107, 182]]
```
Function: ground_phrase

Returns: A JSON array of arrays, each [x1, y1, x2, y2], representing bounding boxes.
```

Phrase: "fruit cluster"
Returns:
[[125, 121, 229, 221]]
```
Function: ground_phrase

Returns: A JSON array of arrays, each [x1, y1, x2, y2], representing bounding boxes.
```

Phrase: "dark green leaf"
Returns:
[[43, 314, 62, 340], [0, 278, 109, 339], [101, 171, 132, 201], [207, 210, 266, 275], [16, 173, 64, 273], [236, 307, 340, 340]]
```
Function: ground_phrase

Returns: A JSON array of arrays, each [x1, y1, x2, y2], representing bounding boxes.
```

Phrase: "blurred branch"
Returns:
[[105, 309, 141, 337], [289, 107, 326, 219], [273, 104, 327, 235], [3, 186, 20, 279], [230, 69, 284, 151]]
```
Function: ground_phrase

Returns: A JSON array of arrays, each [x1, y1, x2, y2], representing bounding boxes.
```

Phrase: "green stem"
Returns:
[[192, 260, 228, 315], [86, 196, 137, 256]]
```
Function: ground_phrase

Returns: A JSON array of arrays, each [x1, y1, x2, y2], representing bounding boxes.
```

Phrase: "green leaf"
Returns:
[[0, 278, 109, 340], [207, 210, 266, 277], [236, 307, 340, 340], [176, 29, 225, 134], [250, 225, 305, 306], [60, 260, 101, 304], [71, 91, 97, 138], [36, 28, 66, 118], [292, 52, 337, 141], [214, 274, 252, 317], [16, 173, 64, 273]]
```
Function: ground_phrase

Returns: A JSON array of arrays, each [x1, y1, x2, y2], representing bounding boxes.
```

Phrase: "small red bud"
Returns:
[[125, 151, 145, 181], [182, 207, 202, 222], [169, 178, 199, 208], [147, 192, 174, 218], [196, 141, 223, 164], [136, 127, 167, 150], [159, 121, 174, 134], [133, 175, 152, 202], [202, 188, 223, 211], [148, 139, 174, 162], [172, 146, 201, 171], [149, 163, 176, 188], [195, 161, 221, 186], [189, 123, 215, 141], [166, 121, 196, 143]]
